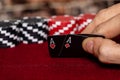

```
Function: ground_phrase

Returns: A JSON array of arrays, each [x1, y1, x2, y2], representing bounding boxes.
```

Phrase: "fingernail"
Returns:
[[86, 40, 94, 54]]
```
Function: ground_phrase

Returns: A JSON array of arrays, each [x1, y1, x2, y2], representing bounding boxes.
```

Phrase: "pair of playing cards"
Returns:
[[48, 34, 104, 58]]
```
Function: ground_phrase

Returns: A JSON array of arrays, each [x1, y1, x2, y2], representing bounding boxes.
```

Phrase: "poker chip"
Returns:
[[18, 16, 49, 44], [0, 20, 20, 48], [48, 15, 78, 35], [0, 14, 96, 48], [76, 14, 95, 33]]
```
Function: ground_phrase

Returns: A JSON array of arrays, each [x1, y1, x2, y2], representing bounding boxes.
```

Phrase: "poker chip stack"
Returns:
[[18, 17, 49, 44], [0, 20, 20, 48], [48, 15, 78, 35], [0, 14, 96, 48], [76, 14, 95, 33]]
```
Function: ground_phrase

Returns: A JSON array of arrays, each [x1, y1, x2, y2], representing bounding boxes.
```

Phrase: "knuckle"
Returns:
[[97, 9, 107, 15], [98, 54, 108, 63], [92, 9, 107, 26], [98, 44, 109, 63], [98, 55, 108, 63], [117, 13, 120, 20], [93, 24, 104, 34], [113, 13, 120, 21]]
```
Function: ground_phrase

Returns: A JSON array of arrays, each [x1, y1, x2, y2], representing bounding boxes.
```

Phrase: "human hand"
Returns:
[[82, 3, 120, 64]]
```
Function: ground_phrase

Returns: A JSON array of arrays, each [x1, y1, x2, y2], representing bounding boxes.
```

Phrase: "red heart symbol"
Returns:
[[50, 44, 56, 49], [65, 43, 70, 48]]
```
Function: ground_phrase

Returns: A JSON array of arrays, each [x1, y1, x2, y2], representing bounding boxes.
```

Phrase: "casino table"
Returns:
[[0, 15, 120, 80], [0, 42, 120, 80]]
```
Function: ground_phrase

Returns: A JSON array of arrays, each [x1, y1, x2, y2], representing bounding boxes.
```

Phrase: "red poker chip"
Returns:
[[48, 15, 78, 35], [80, 13, 95, 20], [50, 15, 75, 22], [76, 14, 95, 33]]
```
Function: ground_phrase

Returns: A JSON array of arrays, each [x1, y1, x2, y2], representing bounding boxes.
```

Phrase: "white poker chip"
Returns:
[[18, 16, 49, 44], [0, 20, 20, 48]]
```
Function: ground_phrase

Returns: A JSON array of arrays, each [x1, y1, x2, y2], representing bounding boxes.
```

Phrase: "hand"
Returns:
[[82, 3, 120, 64]]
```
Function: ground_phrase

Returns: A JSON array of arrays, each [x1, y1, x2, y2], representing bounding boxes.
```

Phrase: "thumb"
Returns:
[[82, 37, 120, 64]]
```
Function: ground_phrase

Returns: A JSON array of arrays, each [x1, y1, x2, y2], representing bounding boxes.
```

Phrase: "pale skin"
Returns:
[[82, 3, 120, 64]]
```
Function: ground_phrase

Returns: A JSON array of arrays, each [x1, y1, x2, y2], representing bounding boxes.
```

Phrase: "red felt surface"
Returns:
[[0, 42, 120, 80]]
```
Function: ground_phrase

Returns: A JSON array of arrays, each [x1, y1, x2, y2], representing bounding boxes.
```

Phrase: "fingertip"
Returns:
[[82, 38, 94, 54], [81, 22, 95, 34]]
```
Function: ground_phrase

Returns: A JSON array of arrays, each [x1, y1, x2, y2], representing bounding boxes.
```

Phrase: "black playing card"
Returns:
[[48, 34, 104, 58], [48, 35, 66, 57]]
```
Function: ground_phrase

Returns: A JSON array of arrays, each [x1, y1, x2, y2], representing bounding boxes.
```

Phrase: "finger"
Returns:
[[82, 37, 120, 64], [81, 20, 96, 34], [92, 13, 120, 38], [82, 3, 120, 34]]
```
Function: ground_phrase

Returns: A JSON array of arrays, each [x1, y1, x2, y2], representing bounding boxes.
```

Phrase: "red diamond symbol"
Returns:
[[65, 43, 70, 48], [50, 44, 56, 49]]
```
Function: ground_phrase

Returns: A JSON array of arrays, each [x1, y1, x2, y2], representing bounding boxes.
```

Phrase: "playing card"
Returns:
[[48, 34, 104, 58], [58, 35, 84, 57], [48, 35, 67, 57]]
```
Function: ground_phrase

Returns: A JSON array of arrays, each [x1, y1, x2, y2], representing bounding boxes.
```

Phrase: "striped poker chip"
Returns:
[[76, 14, 95, 33], [48, 15, 78, 35], [18, 16, 48, 44], [0, 20, 20, 48]]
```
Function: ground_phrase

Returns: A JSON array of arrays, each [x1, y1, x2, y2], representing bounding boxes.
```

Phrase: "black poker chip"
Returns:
[[0, 39, 19, 48], [0, 20, 20, 48], [18, 16, 49, 44], [20, 25, 48, 34], [0, 16, 49, 47]]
